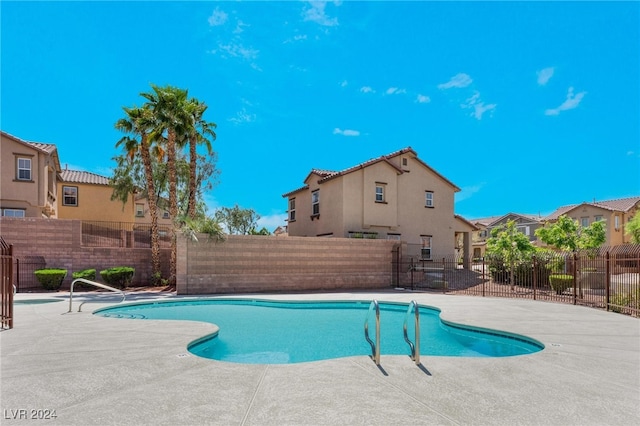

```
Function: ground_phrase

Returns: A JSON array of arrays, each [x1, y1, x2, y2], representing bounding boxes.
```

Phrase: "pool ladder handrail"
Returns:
[[68, 278, 126, 312], [403, 300, 420, 365], [364, 300, 381, 365]]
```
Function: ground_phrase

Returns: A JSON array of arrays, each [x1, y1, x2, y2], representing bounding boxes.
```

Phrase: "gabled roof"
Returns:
[[60, 169, 110, 185], [470, 216, 503, 227], [282, 147, 460, 197], [487, 212, 543, 227], [454, 215, 479, 231], [545, 196, 640, 220], [1, 130, 61, 171]]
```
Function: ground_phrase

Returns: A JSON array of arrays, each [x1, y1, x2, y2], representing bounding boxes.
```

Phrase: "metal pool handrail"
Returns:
[[364, 300, 381, 365], [403, 300, 421, 365], [68, 279, 126, 312]]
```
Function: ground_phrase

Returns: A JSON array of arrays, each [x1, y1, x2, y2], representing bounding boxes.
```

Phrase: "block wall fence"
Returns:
[[177, 234, 399, 295], [0, 217, 170, 288]]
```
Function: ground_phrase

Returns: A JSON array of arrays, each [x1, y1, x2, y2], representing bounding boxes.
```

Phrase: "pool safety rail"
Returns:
[[364, 300, 380, 365], [68, 279, 126, 312], [403, 301, 421, 365]]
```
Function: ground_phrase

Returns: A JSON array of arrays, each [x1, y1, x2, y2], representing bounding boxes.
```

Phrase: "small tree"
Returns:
[[626, 213, 640, 244], [486, 220, 535, 290], [214, 204, 260, 235], [535, 215, 606, 252]]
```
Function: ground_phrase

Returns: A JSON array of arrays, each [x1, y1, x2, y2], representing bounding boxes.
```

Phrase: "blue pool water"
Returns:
[[95, 299, 544, 364]]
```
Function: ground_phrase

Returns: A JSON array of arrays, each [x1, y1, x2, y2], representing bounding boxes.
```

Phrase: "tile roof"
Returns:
[[545, 196, 640, 220], [60, 170, 110, 185], [1, 131, 58, 155]]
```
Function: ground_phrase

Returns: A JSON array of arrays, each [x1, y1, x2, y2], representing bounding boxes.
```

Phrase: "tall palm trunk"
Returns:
[[167, 129, 178, 286], [140, 135, 161, 282], [187, 134, 198, 219]]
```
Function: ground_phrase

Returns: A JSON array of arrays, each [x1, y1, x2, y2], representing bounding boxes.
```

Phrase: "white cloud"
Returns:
[[360, 86, 375, 94], [208, 8, 228, 26], [438, 73, 472, 89], [461, 91, 496, 120], [257, 213, 288, 232], [416, 94, 431, 104], [233, 20, 249, 34], [455, 183, 485, 203], [537, 67, 555, 85], [545, 87, 587, 116], [228, 108, 256, 124], [340, 80, 348, 87], [385, 87, 406, 95], [333, 128, 360, 137], [214, 42, 259, 60], [303, 1, 339, 27]]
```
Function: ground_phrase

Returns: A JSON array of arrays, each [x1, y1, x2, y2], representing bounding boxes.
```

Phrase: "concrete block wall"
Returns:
[[177, 234, 399, 295], [0, 217, 170, 288]]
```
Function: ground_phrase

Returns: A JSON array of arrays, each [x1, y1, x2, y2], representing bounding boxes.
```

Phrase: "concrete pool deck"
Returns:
[[1, 291, 639, 425]]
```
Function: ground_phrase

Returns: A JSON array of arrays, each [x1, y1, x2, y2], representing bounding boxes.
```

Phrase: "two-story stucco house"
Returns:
[[282, 147, 475, 260], [545, 197, 640, 246], [1, 131, 61, 218]]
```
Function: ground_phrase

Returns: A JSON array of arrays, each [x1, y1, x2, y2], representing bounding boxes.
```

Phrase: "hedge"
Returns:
[[549, 274, 574, 295], [72, 269, 97, 290], [100, 267, 135, 289], [34, 268, 67, 291]]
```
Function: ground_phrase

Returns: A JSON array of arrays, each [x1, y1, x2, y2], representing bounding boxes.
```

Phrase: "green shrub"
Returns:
[[34, 268, 67, 291], [549, 274, 574, 295], [72, 269, 96, 290], [610, 289, 640, 314], [100, 267, 135, 289]]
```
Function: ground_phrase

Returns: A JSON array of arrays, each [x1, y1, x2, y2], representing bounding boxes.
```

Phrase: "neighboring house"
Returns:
[[544, 197, 640, 246], [133, 194, 172, 227], [273, 225, 288, 237], [282, 147, 474, 260], [1, 131, 61, 218], [470, 213, 542, 258], [57, 169, 134, 222]]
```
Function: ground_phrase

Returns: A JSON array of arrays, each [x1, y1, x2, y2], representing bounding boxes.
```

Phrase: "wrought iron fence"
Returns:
[[81, 221, 172, 248], [392, 245, 640, 317], [1, 237, 14, 329]]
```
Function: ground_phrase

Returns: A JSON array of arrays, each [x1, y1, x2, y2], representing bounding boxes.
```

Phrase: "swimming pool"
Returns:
[[95, 299, 544, 364]]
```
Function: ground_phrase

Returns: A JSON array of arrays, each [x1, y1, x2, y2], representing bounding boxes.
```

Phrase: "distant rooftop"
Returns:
[[60, 169, 110, 185]]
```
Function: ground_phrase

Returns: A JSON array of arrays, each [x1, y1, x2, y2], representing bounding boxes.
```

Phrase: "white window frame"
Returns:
[[3, 208, 25, 218], [425, 191, 434, 208], [375, 184, 385, 203], [594, 215, 603, 222], [387, 234, 401, 241], [163, 211, 170, 219], [17, 157, 32, 181], [311, 190, 320, 216], [581, 217, 589, 227], [62, 186, 78, 206], [615, 215, 620, 230], [135, 204, 145, 217], [421, 235, 432, 260], [517, 226, 531, 236], [288, 198, 296, 222]]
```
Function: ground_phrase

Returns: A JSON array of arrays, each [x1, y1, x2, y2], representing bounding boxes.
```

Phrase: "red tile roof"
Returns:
[[60, 170, 110, 185], [545, 196, 640, 220]]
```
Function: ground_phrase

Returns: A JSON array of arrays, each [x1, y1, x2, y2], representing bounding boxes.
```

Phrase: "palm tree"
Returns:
[[142, 84, 190, 286], [114, 106, 163, 282]]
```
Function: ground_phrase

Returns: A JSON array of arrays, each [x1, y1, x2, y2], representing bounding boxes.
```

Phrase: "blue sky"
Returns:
[[2, 1, 639, 230]]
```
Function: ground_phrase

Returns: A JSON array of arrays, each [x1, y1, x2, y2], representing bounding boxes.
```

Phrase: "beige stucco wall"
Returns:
[[57, 182, 134, 223], [286, 153, 459, 257], [1, 133, 58, 217], [565, 204, 639, 246], [134, 197, 173, 226]]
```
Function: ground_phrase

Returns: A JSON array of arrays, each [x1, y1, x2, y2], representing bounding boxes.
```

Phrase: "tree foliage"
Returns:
[[486, 220, 535, 261], [535, 215, 606, 252], [214, 205, 260, 235], [625, 213, 640, 244]]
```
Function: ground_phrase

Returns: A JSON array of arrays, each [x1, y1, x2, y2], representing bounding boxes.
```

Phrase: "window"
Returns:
[[425, 191, 434, 208], [62, 186, 78, 206], [517, 226, 530, 236], [17, 157, 32, 180], [581, 217, 589, 227], [421, 236, 432, 260], [288, 198, 296, 222], [615, 215, 620, 230], [163, 211, 170, 219], [402, 158, 408, 166], [375, 184, 385, 203], [594, 215, 603, 222], [135, 204, 145, 217], [311, 190, 319, 216], [2, 209, 25, 218], [479, 230, 488, 238], [387, 234, 401, 241]]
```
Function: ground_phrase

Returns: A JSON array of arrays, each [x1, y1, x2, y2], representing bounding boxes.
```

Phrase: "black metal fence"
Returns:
[[1, 237, 13, 329], [82, 221, 172, 248], [392, 245, 640, 317]]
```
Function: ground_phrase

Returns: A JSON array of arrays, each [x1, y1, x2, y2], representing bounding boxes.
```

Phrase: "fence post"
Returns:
[[572, 252, 577, 305], [482, 256, 485, 297], [16, 258, 20, 293], [532, 255, 537, 301], [605, 251, 610, 312]]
